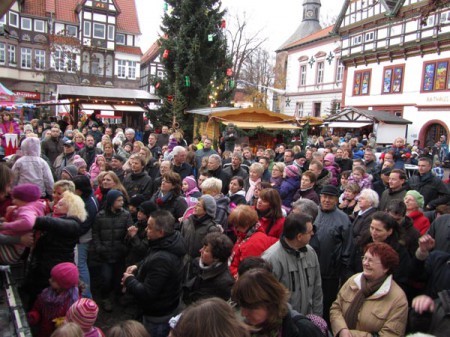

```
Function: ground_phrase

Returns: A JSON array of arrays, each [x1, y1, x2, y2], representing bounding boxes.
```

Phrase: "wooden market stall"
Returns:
[[187, 107, 322, 149]]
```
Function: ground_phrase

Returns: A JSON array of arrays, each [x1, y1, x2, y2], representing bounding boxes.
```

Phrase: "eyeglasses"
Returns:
[[161, 179, 172, 184], [361, 256, 382, 264]]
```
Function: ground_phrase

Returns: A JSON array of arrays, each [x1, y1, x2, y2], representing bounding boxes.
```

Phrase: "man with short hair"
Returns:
[[53, 140, 77, 178], [284, 149, 295, 165], [258, 157, 271, 182], [408, 157, 450, 210], [111, 154, 126, 182], [41, 125, 64, 165], [77, 134, 103, 170], [379, 169, 408, 212], [157, 125, 170, 147], [293, 152, 308, 172], [310, 185, 352, 323], [223, 153, 248, 180], [148, 133, 162, 160], [122, 210, 186, 337], [195, 138, 217, 171], [309, 160, 331, 194], [171, 146, 193, 179], [207, 154, 231, 194], [153, 160, 172, 192], [275, 143, 286, 162], [363, 148, 378, 176], [262, 213, 323, 316], [89, 122, 103, 144]]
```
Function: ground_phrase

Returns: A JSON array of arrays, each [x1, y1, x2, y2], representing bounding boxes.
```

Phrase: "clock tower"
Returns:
[[302, 0, 321, 22]]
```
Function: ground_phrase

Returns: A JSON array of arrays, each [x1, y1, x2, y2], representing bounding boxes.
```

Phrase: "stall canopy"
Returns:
[[0, 82, 16, 107], [324, 107, 412, 143]]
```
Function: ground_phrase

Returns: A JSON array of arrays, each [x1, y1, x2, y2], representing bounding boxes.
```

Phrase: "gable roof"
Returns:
[[116, 45, 142, 56], [325, 107, 412, 124], [141, 40, 161, 64], [280, 25, 335, 51], [22, 0, 140, 35]]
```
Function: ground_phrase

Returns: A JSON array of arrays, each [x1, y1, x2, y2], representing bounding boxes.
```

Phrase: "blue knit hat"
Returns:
[[106, 189, 124, 209]]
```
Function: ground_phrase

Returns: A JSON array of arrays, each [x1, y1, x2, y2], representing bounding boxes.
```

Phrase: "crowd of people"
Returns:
[[0, 113, 449, 337]]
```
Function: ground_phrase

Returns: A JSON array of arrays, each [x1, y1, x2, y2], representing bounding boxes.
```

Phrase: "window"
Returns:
[[21, 48, 32, 68], [352, 35, 362, 45], [118, 60, 126, 78], [382, 65, 404, 94], [116, 33, 125, 45], [353, 69, 371, 96], [84, 21, 91, 37], [34, 20, 45, 32], [365, 31, 374, 42], [93, 23, 105, 39], [35, 49, 45, 70], [21, 18, 32, 31], [316, 61, 324, 84], [422, 59, 450, 92], [67, 54, 77, 72], [0, 15, 6, 25], [9, 12, 18, 27], [0, 43, 5, 64], [440, 12, 450, 23], [336, 59, 344, 83], [425, 15, 435, 27], [66, 25, 77, 36], [107, 25, 115, 40], [8, 45, 16, 65], [54, 50, 64, 71], [295, 102, 304, 118], [299, 64, 307, 86], [128, 61, 136, 79]]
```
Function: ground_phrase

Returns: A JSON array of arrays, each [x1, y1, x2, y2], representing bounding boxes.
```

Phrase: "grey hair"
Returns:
[[201, 177, 222, 194], [232, 152, 243, 163], [172, 146, 186, 156], [125, 128, 135, 135], [150, 210, 175, 235], [359, 188, 379, 208], [209, 154, 222, 166], [290, 199, 319, 221]]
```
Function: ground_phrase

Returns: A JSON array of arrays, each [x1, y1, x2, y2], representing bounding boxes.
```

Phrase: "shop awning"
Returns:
[[326, 122, 372, 128], [80, 104, 115, 111], [220, 121, 299, 130], [57, 85, 159, 101], [112, 104, 146, 112]]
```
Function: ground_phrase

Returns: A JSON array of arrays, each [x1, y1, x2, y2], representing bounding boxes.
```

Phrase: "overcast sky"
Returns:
[[135, 0, 346, 53]]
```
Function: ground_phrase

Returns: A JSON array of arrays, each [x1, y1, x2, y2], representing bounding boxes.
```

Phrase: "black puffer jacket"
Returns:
[[26, 216, 81, 302], [91, 207, 133, 263], [123, 170, 153, 199], [125, 231, 186, 317], [408, 172, 450, 210]]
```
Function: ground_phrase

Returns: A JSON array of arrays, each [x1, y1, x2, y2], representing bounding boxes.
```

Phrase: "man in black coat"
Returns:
[[77, 134, 103, 170], [207, 154, 231, 195], [123, 210, 186, 337]]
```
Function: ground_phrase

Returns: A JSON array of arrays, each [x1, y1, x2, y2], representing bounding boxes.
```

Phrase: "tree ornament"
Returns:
[[229, 79, 235, 89], [226, 68, 232, 76], [221, 19, 226, 28], [167, 95, 173, 103], [163, 49, 169, 58], [208, 34, 214, 42], [163, 2, 168, 11], [185, 76, 191, 87], [156, 82, 160, 89]]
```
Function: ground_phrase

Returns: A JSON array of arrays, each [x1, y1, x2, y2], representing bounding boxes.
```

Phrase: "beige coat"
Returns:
[[330, 273, 408, 337]]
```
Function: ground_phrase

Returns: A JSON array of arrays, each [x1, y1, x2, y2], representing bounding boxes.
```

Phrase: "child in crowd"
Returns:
[[432, 160, 444, 180], [182, 175, 201, 208], [347, 166, 372, 191], [0, 183, 46, 264], [89, 155, 107, 186], [65, 298, 105, 337], [323, 153, 340, 186], [28, 262, 80, 337], [128, 194, 146, 223], [73, 155, 90, 178]]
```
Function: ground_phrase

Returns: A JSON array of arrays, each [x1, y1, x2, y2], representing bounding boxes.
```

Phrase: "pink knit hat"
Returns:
[[285, 165, 300, 178], [50, 262, 79, 289], [324, 153, 335, 164], [11, 183, 41, 202], [65, 298, 99, 332], [183, 176, 198, 192], [72, 155, 87, 169]]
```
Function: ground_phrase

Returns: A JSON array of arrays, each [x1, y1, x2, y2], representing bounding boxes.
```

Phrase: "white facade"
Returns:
[[283, 34, 343, 118]]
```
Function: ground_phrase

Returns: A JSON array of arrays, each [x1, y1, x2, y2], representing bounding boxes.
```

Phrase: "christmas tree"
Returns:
[[154, 0, 233, 140]]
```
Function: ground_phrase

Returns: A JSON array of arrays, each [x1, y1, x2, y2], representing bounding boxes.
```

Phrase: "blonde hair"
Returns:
[[54, 180, 76, 193], [201, 177, 222, 195], [61, 191, 87, 222], [50, 322, 83, 337]]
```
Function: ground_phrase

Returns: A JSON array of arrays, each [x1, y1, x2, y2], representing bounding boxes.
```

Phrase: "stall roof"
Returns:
[[57, 85, 159, 101], [220, 121, 299, 130], [325, 107, 412, 125], [186, 106, 241, 116]]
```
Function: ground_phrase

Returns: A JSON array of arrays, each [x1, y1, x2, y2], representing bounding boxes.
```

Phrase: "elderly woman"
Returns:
[[255, 188, 285, 238], [404, 190, 430, 235], [228, 205, 276, 278], [245, 162, 264, 204], [330, 242, 408, 337], [150, 171, 187, 228], [270, 162, 286, 189], [24, 191, 87, 307], [350, 211, 412, 299], [232, 268, 324, 337], [183, 233, 234, 305], [351, 188, 379, 244], [201, 177, 230, 234]]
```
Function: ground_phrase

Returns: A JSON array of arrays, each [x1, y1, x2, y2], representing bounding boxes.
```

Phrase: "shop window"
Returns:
[[422, 59, 450, 92]]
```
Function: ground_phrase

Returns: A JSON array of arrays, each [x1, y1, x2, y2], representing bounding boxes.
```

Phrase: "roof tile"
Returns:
[[23, 0, 47, 17], [116, 45, 142, 56], [284, 25, 334, 50], [141, 40, 161, 63]]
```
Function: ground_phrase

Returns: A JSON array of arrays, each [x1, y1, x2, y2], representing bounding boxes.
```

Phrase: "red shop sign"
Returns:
[[13, 91, 41, 100]]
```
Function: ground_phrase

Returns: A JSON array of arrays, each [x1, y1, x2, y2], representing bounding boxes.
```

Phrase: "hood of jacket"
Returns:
[[21, 137, 41, 156], [148, 231, 186, 257]]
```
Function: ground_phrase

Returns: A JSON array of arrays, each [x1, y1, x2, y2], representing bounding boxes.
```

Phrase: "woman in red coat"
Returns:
[[255, 188, 285, 238], [404, 190, 430, 235], [228, 205, 277, 278]]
